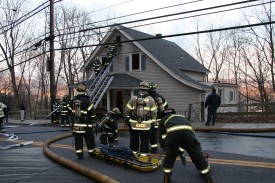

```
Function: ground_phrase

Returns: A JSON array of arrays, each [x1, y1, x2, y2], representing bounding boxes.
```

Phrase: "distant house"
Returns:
[[76, 25, 238, 121]]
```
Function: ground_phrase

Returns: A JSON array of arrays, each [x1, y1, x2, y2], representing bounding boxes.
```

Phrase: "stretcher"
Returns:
[[93, 144, 161, 172]]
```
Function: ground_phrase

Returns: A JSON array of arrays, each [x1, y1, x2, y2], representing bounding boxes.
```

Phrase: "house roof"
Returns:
[[117, 25, 211, 90], [109, 73, 141, 89], [83, 25, 211, 90]]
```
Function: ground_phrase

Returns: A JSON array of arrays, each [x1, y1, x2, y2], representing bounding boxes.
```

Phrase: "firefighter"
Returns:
[[104, 40, 119, 68], [69, 83, 96, 160], [60, 95, 70, 127], [158, 108, 215, 183], [125, 80, 157, 155], [52, 98, 60, 124], [96, 107, 121, 145], [92, 57, 102, 76], [148, 81, 168, 153]]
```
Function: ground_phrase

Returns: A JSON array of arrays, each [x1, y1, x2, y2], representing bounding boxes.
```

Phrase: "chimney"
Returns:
[[155, 33, 162, 37]]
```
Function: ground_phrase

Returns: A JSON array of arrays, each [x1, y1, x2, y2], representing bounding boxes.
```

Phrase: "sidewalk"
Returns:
[[6, 118, 275, 131]]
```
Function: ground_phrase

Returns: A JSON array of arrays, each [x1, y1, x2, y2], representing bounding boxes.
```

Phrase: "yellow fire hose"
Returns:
[[43, 132, 119, 183]]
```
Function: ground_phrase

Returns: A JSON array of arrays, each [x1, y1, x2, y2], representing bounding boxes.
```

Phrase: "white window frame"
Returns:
[[229, 90, 235, 103]]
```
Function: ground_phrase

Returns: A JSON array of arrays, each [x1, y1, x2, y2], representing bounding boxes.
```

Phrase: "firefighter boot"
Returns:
[[204, 173, 215, 183], [163, 174, 172, 183]]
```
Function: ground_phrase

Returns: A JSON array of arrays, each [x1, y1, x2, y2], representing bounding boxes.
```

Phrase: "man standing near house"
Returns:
[[92, 57, 102, 76], [205, 88, 221, 126], [147, 81, 168, 153], [125, 80, 157, 155]]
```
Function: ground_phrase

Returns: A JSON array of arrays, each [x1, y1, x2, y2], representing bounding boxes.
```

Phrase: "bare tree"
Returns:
[[0, 0, 31, 109], [193, 22, 230, 82]]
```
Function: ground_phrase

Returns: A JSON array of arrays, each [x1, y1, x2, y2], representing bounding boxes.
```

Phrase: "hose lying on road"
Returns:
[[43, 132, 119, 183]]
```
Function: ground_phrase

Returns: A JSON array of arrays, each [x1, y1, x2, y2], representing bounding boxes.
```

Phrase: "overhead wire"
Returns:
[[56, 1, 271, 43], [54, 0, 205, 33], [0, 0, 206, 63], [0, 0, 272, 72], [55, 0, 261, 37], [1, 20, 274, 73]]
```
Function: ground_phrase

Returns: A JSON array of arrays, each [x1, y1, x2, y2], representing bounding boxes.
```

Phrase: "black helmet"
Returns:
[[161, 108, 176, 118], [139, 80, 150, 90], [77, 83, 87, 92], [148, 81, 157, 92], [110, 107, 121, 114]]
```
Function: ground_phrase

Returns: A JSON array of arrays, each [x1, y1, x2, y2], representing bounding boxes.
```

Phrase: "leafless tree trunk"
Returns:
[[0, 0, 30, 109]]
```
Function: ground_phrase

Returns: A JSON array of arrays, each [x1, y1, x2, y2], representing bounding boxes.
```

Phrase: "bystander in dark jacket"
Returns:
[[205, 88, 221, 126]]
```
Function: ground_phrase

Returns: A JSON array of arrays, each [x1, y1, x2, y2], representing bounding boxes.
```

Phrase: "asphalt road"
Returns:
[[1, 125, 275, 183]]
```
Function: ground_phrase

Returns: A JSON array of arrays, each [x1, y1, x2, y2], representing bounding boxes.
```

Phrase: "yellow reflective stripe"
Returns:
[[151, 106, 157, 111], [76, 150, 83, 153], [166, 125, 194, 134], [74, 131, 86, 133], [164, 114, 186, 126], [201, 165, 211, 174], [162, 134, 167, 139], [144, 106, 150, 110], [81, 110, 87, 114], [151, 144, 158, 148], [91, 114, 96, 118], [74, 124, 87, 127], [163, 101, 168, 107], [126, 103, 133, 110], [87, 124, 93, 127], [87, 104, 94, 111], [163, 169, 173, 173], [88, 149, 95, 153], [179, 147, 185, 152]]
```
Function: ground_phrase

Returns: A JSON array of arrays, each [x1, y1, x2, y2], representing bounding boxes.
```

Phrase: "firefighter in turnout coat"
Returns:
[[125, 80, 157, 154], [148, 81, 168, 153], [69, 83, 96, 160], [60, 95, 70, 127], [158, 108, 215, 183], [96, 107, 121, 145]]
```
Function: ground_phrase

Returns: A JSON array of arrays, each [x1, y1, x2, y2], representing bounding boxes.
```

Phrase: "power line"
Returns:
[[1, 20, 274, 73], [0, 0, 270, 65], [55, 0, 205, 33], [57, 1, 269, 43], [0, 0, 63, 35], [55, 0, 260, 38]]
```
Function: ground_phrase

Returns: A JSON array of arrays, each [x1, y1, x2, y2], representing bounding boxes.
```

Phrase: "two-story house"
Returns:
[[75, 25, 237, 121]]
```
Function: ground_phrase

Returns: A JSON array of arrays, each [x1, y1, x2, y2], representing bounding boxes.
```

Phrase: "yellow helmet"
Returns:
[[139, 80, 150, 90]]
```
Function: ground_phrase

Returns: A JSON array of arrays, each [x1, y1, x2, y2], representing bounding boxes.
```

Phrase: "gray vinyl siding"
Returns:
[[184, 71, 205, 81], [112, 52, 202, 118]]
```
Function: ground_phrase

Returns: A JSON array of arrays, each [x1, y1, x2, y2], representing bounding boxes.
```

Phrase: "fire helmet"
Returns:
[[111, 107, 121, 114], [139, 80, 150, 90], [148, 81, 158, 92], [77, 83, 87, 92], [161, 108, 176, 118]]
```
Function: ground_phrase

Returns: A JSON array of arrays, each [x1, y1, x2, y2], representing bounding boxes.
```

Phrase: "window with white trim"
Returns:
[[229, 91, 235, 102]]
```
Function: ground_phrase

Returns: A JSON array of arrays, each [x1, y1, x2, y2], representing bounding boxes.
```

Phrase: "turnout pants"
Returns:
[[130, 129, 150, 153], [74, 127, 95, 156], [163, 130, 209, 173]]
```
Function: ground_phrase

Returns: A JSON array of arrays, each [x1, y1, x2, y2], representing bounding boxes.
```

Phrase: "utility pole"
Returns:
[[50, 0, 55, 123]]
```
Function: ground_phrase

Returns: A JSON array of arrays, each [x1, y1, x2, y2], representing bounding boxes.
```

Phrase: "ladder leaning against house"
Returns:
[[87, 42, 120, 108]]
